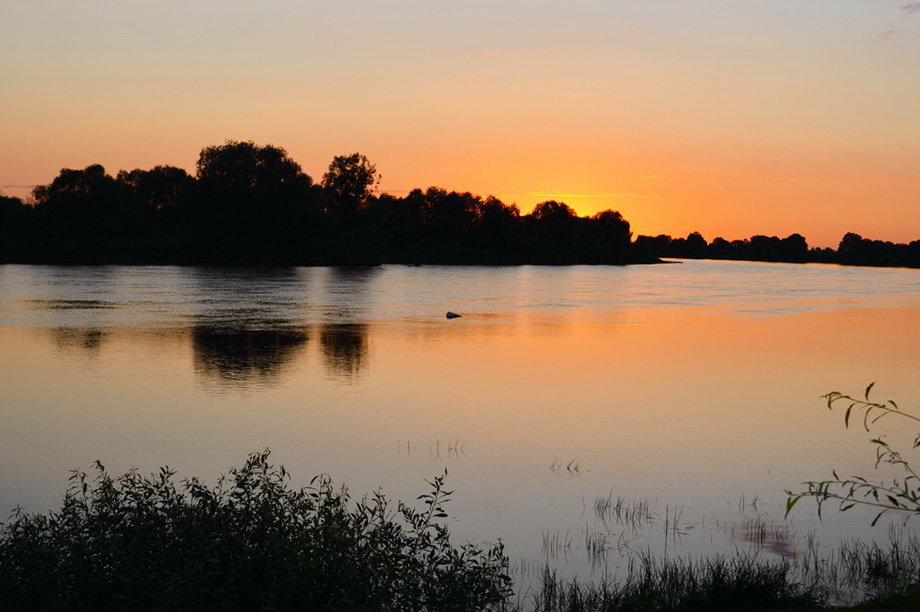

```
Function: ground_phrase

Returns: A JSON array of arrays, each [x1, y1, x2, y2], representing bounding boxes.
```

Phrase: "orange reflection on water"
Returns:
[[1, 294, 917, 569]]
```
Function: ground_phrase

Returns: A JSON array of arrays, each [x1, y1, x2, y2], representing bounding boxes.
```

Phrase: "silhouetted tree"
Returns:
[[197, 141, 308, 191], [321, 153, 379, 219], [194, 141, 318, 255], [563, 209, 633, 262], [838, 232, 863, 257], [117, 166, 195, 211], [635, 230, 818, 264], [530, 200, 576, 224], [836, 232, 917, 267], [0, 194, 26, 215], [684, 231, 707, 258], [421, 188, 481, 244], [474, 197, 521, 256], [31, 164, 146, 246], [0, 194, 30, 258], [781, 233, 808, 261], [526, 200, 578, 260], [634, 234, 675, 259]]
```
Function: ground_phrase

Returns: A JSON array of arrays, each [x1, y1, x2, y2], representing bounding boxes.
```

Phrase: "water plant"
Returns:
[[527, 551, 822, 611], [592, 492, 652, 532], [0, 451, 511, 610], [786, 383, 920, 525]]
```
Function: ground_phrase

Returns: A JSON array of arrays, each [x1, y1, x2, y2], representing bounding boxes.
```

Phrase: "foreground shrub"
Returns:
[[787, 383, 920, 525], [0, 451, 511, 611]]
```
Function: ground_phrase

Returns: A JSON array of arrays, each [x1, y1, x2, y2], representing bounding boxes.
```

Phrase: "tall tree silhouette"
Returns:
[[31, 164, 144, 242], [0, 194, 29, 256], [321, 153, 379, 220], [194, 141, 318, 253], [117, 166, 195, 211]]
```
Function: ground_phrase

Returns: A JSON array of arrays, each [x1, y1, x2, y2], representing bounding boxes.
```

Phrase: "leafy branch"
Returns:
[[786, 383, 920, 526]]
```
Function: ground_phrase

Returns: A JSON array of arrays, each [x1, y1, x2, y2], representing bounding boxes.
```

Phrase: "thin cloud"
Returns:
[[531, 191, 650, 199], [472, 74, 488, 83], [3, 184, 37, 188], [480, 51, 502, 58], [641, 175, 667, 180], [746, 176, 815, 182], [689, 166, 740, 174], [687, 168, 815, 182], [879, 29, 900, 39], [902, 3, 920, 14]]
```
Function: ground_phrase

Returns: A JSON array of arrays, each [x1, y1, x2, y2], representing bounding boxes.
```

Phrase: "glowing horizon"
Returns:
[[2, 0, 919, 249]]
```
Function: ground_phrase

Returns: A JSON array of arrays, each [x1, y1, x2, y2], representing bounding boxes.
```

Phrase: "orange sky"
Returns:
[[2, 1, 919, 248]]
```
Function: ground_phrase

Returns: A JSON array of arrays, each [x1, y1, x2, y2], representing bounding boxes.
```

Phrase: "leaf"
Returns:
[[845, 405, 853, 429], [871, 509, 886, 527], [865, 381, 875, 400]]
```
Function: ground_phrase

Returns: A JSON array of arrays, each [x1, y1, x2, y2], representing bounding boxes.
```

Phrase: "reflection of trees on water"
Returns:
[[320, 323, 368, 380], [36, 266, 378, 387], [50, 327, 107, 353], [39, 266, 119, 355], [322, 267, 377, 318], [188, 267, 312, 388], [318, 267, 375, 381], [191, 325, 309, 386], [189, 267, 309, 329]]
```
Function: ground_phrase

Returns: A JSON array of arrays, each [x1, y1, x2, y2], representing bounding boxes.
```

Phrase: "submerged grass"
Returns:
[[527, 552, 823, 612]]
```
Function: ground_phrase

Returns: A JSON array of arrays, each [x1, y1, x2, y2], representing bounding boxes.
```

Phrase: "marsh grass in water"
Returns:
[[793, 526, 920, 607], [591, 492, 653, 533], [516, 531, 920, 611], [526, 552, 822, 612]]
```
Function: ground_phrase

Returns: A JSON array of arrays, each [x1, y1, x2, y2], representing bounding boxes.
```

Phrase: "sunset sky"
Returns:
[[2, 1, 919, 247]]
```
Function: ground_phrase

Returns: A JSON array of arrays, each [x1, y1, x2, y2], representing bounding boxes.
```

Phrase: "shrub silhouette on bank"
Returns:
[[0, 451, 511, 611]]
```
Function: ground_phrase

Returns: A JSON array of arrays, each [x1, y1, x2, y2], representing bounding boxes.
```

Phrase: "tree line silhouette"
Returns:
[[633, 231, 919, 268], [1, 140, 916, 267], [0, 141, 638, 265]]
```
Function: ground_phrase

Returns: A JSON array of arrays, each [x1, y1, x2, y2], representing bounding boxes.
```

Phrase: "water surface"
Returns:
[[1, 260, 918, 580]]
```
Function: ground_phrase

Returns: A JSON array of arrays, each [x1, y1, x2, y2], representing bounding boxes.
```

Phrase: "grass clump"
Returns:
[[526, 552, 823, 611], [0, 450, 511, 611]]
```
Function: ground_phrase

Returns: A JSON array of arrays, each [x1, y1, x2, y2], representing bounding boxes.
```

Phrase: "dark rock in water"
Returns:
[[445, 311, 462, 319]]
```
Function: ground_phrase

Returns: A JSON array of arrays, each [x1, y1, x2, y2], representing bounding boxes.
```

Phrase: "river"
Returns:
[[1, 260, 918, 582]]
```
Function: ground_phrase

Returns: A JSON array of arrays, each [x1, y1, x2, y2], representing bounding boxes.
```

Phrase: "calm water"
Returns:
[[1, 261, 918, 581]]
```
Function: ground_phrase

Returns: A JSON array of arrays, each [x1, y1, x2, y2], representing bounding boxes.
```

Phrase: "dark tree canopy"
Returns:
[[321, 153, 379, 218], [531, 200, 576, 223], [196, 141, 309, 190], [117, 166, 194, 210], [192, 141, 319, 250], [30, 164, 146, 241]]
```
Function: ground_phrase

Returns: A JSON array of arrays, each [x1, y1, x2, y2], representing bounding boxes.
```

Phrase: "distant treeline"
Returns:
[[633, 231, 920, 268], [0, 141, 640, 266], [0, 140, 916, 267]]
